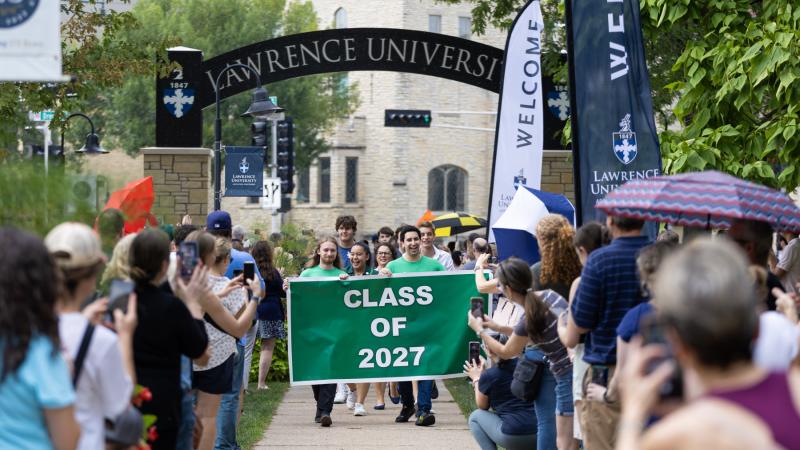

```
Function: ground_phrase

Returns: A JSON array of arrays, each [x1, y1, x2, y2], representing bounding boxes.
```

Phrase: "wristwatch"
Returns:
[[249, 295, 261, 304]]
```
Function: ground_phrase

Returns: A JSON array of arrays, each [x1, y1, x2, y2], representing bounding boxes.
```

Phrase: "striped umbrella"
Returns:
[[431, 212, 487, 237], [596, 170, 800, 232]]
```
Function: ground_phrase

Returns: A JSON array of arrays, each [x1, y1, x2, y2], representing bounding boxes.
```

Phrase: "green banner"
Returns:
[[288, 271, 487, 385]]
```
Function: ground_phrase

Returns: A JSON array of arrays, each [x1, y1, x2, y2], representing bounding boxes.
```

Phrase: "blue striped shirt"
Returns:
[[571, 236, 650, 365]]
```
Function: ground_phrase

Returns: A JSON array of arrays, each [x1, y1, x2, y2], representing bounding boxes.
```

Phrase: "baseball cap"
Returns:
[[207, 210, 232, 231], [44, 222, 106, 269], [105, 406, 144, 446]]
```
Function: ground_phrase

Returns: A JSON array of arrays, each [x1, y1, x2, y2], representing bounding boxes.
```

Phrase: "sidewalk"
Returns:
[[254, 382, 480, 449]]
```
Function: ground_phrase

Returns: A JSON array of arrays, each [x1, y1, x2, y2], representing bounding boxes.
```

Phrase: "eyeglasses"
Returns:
[[377, 251, 392, 256]]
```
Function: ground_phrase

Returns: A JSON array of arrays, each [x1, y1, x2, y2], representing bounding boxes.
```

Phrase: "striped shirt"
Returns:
[[571, 236, 650, 365], [513, 289, 572, 377]]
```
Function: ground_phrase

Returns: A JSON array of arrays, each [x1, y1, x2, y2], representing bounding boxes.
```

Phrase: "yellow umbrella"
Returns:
[[431, 212, 487, 237]]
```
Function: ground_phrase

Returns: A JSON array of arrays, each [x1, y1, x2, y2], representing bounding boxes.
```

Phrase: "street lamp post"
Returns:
[[60, 112, 108, 159], [212, 63, 283, 211]]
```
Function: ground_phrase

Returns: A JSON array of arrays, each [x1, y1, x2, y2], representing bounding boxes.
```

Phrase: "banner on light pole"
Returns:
[[288, 272, 487, 385], [0, 1, 66, 82], [487, 0, 545, 242]]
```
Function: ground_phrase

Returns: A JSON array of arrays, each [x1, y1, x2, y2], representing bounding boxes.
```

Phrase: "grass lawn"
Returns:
[[444, 378, 477, 420], [238, 381, 289, 450]]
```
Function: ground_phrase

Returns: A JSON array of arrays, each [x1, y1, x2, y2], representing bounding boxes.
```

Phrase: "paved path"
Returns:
[[254, 382, 479, 449]]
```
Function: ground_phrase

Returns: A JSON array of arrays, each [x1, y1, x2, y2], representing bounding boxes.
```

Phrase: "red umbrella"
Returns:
[[596, 171, 800, 232], [103, 176, 158, 233]]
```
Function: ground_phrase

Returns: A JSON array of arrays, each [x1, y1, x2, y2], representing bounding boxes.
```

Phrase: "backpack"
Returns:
[[510, 351, 546, 402]]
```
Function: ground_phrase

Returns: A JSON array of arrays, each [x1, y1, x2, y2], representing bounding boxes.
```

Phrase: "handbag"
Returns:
[[510, 351, 546, 402]]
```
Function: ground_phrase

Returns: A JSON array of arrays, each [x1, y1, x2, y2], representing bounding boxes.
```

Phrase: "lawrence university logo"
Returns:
[[513, 169, 527, 189], [547, 87, 570, 121], [163, 88, 195, 118], [612, 114, 637, 165], [239, 157, 250, 174], [0, 0, 38, 28]]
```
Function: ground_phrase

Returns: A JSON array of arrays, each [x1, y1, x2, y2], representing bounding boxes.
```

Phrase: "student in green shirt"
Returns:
[[380, 225, 444, 427], [290, 237, 348, 427]]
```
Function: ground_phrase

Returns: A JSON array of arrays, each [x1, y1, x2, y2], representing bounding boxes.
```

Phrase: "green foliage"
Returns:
[[445, 0, 800, 191], [249, 333, 289, 383], [274, 223, 316, 275], [237, 381, 289, 450], [0, 160, 96, 236], [94, 0, 358, 168], [443, 378, 478, 420]]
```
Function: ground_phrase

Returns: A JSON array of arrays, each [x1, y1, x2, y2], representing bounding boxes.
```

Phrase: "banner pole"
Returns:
[[564, 0, 583, 226]]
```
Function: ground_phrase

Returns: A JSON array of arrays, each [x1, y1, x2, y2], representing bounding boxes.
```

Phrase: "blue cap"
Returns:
[[207, 210, 232, 231]]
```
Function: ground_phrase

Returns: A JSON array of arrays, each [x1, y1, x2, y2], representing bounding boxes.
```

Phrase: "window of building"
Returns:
[[458, 16, 471, 39], [345, 157, 358, 203], [318, 157, 331, 203], [334, 7, 347, 29], [296, 166, 310, 203], [428, 165, 467, 211], [428, 15, 441, 33], [247, 196, 260, 204]]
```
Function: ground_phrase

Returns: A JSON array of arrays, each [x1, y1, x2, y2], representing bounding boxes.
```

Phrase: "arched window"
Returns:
[[334, 8, 347, 29], [428, 165, 467, 211]]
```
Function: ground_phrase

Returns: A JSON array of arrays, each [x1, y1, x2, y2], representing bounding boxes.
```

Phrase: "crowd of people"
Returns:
[[1, 205, 799, 450]]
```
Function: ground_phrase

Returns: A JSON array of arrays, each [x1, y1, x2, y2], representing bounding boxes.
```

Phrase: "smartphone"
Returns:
[[639, 315, 683, 399], [243, 261, 256, 283], [178, 241, 199, 281], [470, 297, 484, 319], [232, 269, 243, 281], [468, 341, 481, 365], [489, 256, 498, 264], [108, 279, 134, 314], [591, 365, 609, 387]]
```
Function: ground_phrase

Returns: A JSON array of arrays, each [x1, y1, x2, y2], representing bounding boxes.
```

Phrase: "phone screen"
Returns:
[[470, 297, 484, 319], [108, 279, 134, 314], [639, 315, 683, 399], [179, 241, 199, 281], [243, 261, 255, 283], [591, 366, 609, 387], [469, 341, 481, 365]]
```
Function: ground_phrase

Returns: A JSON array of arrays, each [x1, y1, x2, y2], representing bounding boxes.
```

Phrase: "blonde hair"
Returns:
[[536, 214, 582, 287], [100, 233, 137, 287], [214, 237, 232, 265]]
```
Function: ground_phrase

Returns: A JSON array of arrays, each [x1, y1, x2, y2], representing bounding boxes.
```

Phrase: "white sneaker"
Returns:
[[333, 383, 348, 404], [346, 391, 357, 410], [353, 403, 367, 416]]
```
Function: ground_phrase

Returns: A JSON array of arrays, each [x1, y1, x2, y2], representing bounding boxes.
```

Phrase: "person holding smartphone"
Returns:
[[463, 342, 537, 450], [45, 223, 137, 450]]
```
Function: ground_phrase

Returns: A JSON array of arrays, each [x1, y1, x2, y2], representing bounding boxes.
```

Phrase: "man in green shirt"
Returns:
[[381, 225, 444, 426], [297, 237, 347, 427]]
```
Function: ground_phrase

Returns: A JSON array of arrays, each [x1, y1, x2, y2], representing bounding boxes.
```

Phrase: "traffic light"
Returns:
[[384, 109, 432, 127], [276, 117, 294, 195], [251, 121, 268, 147]]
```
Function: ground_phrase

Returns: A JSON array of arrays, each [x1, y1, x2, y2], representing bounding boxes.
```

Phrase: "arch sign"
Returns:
[[156, 28, 503, 147]]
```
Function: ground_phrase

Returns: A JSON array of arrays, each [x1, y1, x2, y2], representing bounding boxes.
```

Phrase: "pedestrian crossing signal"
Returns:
[[384, 110, 432, 127]]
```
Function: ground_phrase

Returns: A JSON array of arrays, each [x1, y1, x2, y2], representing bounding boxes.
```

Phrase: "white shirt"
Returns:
[[777, 238, 800, 294], [59, 312, 133, 450], [432, 247, 456, 271], [754, 311, 800, 371], [194, 274, 246, 371]]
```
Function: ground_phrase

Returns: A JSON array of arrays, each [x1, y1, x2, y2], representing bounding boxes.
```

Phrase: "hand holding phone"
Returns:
[[243, 261, 256, 284], [108, 279, 135, 314], [469, 341, 481, 365], [470, 296, 484, 319], [639, 315, 683, 399], [178, 241, 199, 282]]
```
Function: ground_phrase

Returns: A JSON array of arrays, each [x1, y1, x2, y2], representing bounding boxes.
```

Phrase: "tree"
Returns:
[[442, 0, 800, 191], [94, 0, 358, 168]]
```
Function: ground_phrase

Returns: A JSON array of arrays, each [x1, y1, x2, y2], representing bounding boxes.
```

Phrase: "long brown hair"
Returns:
[[536, 214, 582, 287], [496, 257, 553, 343], [306, 236, 342, 269], [252, 240, 276, 281]]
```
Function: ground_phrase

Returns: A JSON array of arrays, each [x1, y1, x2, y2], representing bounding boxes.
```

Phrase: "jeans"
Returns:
[[242, 324, 258, 388], [526, 348, 556, 450], [468, 409, 537, 450], [175, 357, 195, 450], [312, 384, 337, 417], [398, 379, 433, 415], [215, 343, 244, 450]]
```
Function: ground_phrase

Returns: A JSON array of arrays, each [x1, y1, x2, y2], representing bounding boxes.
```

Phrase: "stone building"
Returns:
[[225, 0, 573, 239]]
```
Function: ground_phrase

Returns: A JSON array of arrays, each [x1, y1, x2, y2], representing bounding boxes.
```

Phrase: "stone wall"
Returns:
[[141, 147, 212, 226]]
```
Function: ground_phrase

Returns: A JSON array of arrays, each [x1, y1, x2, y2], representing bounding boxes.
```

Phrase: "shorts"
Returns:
[[193, 353, 234, 394], [555, 370, 574, 416]]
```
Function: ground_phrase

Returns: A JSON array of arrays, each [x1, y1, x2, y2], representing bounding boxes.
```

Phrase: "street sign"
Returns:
[[29, 111, 56, 121], [262, 177, 282, 209]]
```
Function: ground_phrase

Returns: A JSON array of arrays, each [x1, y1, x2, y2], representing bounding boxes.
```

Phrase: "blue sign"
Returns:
[[225, 146, 264, 197], [162, 88, 195, 118], [567, 0, 662, 225], [1, 0, 38, 28]]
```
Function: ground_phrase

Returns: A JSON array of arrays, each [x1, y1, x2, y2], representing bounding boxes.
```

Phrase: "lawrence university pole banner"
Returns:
[[0, 0, 65, 81], [288, 272, 486, 385], [487, 0, 545, 241], [566, 0, 661, 224], [224, 146, 264, 197]]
